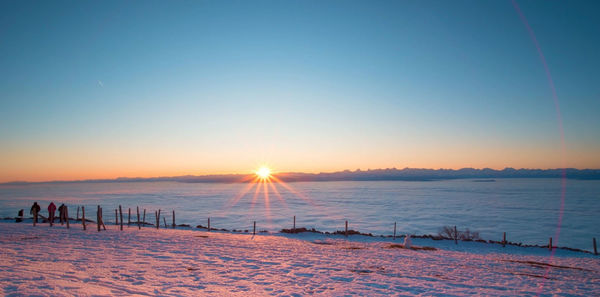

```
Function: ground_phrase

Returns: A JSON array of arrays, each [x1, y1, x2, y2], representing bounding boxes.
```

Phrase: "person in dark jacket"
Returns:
[[58, 204, 66, 224], [16, 209, 24, 222], [30, 202, 41, 224], [30, 202, 41, 214], [48, 202, 57, 226]]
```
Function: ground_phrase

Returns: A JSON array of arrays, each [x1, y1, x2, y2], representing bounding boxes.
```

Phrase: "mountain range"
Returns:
[[3, 168, 599, 185]]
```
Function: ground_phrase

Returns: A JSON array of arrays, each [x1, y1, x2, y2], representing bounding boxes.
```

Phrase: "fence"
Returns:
[[20, 204, 599, 255]]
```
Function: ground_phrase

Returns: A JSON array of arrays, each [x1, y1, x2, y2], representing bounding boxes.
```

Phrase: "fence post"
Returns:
[[172, 210, 175, 228], [137, 207, 141, 230], [293, 215, 296, 232], [393, 222, 396, 240], [115, 209, 118, 225], [253, 221, 256, 235], [119, 205, 123, 231], [143, 209, 146, 224], [454, 226, 458, 244], [100, 207, 106, 230], [549, 237, 553, 251], [157, 210, 161, 229], [503, 232, 506, 247], [128, 208, 131, 226], [594, 238, 598, 255], [82, 206, 86, 230], [345, 220, 348, 237], [65, 207, 70, 229], [208, 217, 211, 231]]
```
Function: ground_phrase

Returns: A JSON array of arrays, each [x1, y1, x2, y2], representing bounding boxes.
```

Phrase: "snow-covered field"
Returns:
[[0, 222, 598, 297]]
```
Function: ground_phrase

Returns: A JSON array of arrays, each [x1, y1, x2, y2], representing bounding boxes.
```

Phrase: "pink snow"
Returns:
[[0, 223, 598, 296]]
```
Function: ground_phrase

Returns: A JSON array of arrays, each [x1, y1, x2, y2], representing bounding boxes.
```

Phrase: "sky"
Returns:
[[1, 0, 599, 182]]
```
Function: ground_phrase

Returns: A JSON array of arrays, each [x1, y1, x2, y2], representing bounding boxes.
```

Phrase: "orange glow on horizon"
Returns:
[[1, 130, 599, 183], [2, 143, 600, 183]]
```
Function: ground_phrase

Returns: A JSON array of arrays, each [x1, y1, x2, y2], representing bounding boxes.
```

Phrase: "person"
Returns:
[[58, 204, 66, 225], [16, 209, 24, 222], [48, 202, 57, 227], [30, 202, 41, 224]]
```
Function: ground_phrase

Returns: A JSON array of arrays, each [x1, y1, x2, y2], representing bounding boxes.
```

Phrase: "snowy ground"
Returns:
[[0, 222, 598, 296]]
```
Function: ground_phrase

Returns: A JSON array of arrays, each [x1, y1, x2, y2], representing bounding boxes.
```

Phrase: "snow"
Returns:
[[0, 222, 598, 296]]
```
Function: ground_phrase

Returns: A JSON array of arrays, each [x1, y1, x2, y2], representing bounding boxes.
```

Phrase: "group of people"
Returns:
[[23, 202, 69, 226]]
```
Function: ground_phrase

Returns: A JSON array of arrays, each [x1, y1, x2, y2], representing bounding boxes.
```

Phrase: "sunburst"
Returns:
[[256, 166, 271, 180], [222, 166, 316, 223]]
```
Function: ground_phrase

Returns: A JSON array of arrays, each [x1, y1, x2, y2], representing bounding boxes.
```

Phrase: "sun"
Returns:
[[256, 166, 272, 180]]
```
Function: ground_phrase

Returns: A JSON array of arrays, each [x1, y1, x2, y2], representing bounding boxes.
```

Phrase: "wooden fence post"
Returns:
[[76, 206, 80, 221], [454, 226, 458, 244], [155, 210, 160, 229], [594, 238, 598, 255], [137, 206, 141, 230], [253, 221, 256, 235], [97, 205, 101, 232], [345, 221, 348, 237], [393, 222, 396, 240], [503, 232, 506, 247], [119, 205, 123, 231], [293, 215, 296, 232], [65, 207, 70, 229], [549, 237, 553, 251], [208, 217, 211, 231], [100, 207, 106, 230], [82, 206, 86, 230], [172, 210, 175, 228], [115, 209, 118, 225], [128, 208, 131, 226], [143, 209, 146, 224], [163, 217, 167, 228]]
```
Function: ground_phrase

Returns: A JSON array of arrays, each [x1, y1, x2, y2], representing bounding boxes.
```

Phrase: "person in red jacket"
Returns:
[[48, 202, 57, 227]]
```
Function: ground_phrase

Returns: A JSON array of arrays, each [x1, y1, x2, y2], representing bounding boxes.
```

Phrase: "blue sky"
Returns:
[[1, 0, 599, 181]]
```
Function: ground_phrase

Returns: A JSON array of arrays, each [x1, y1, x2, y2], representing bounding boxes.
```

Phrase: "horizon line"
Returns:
[[2, 166, 600, 185]]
